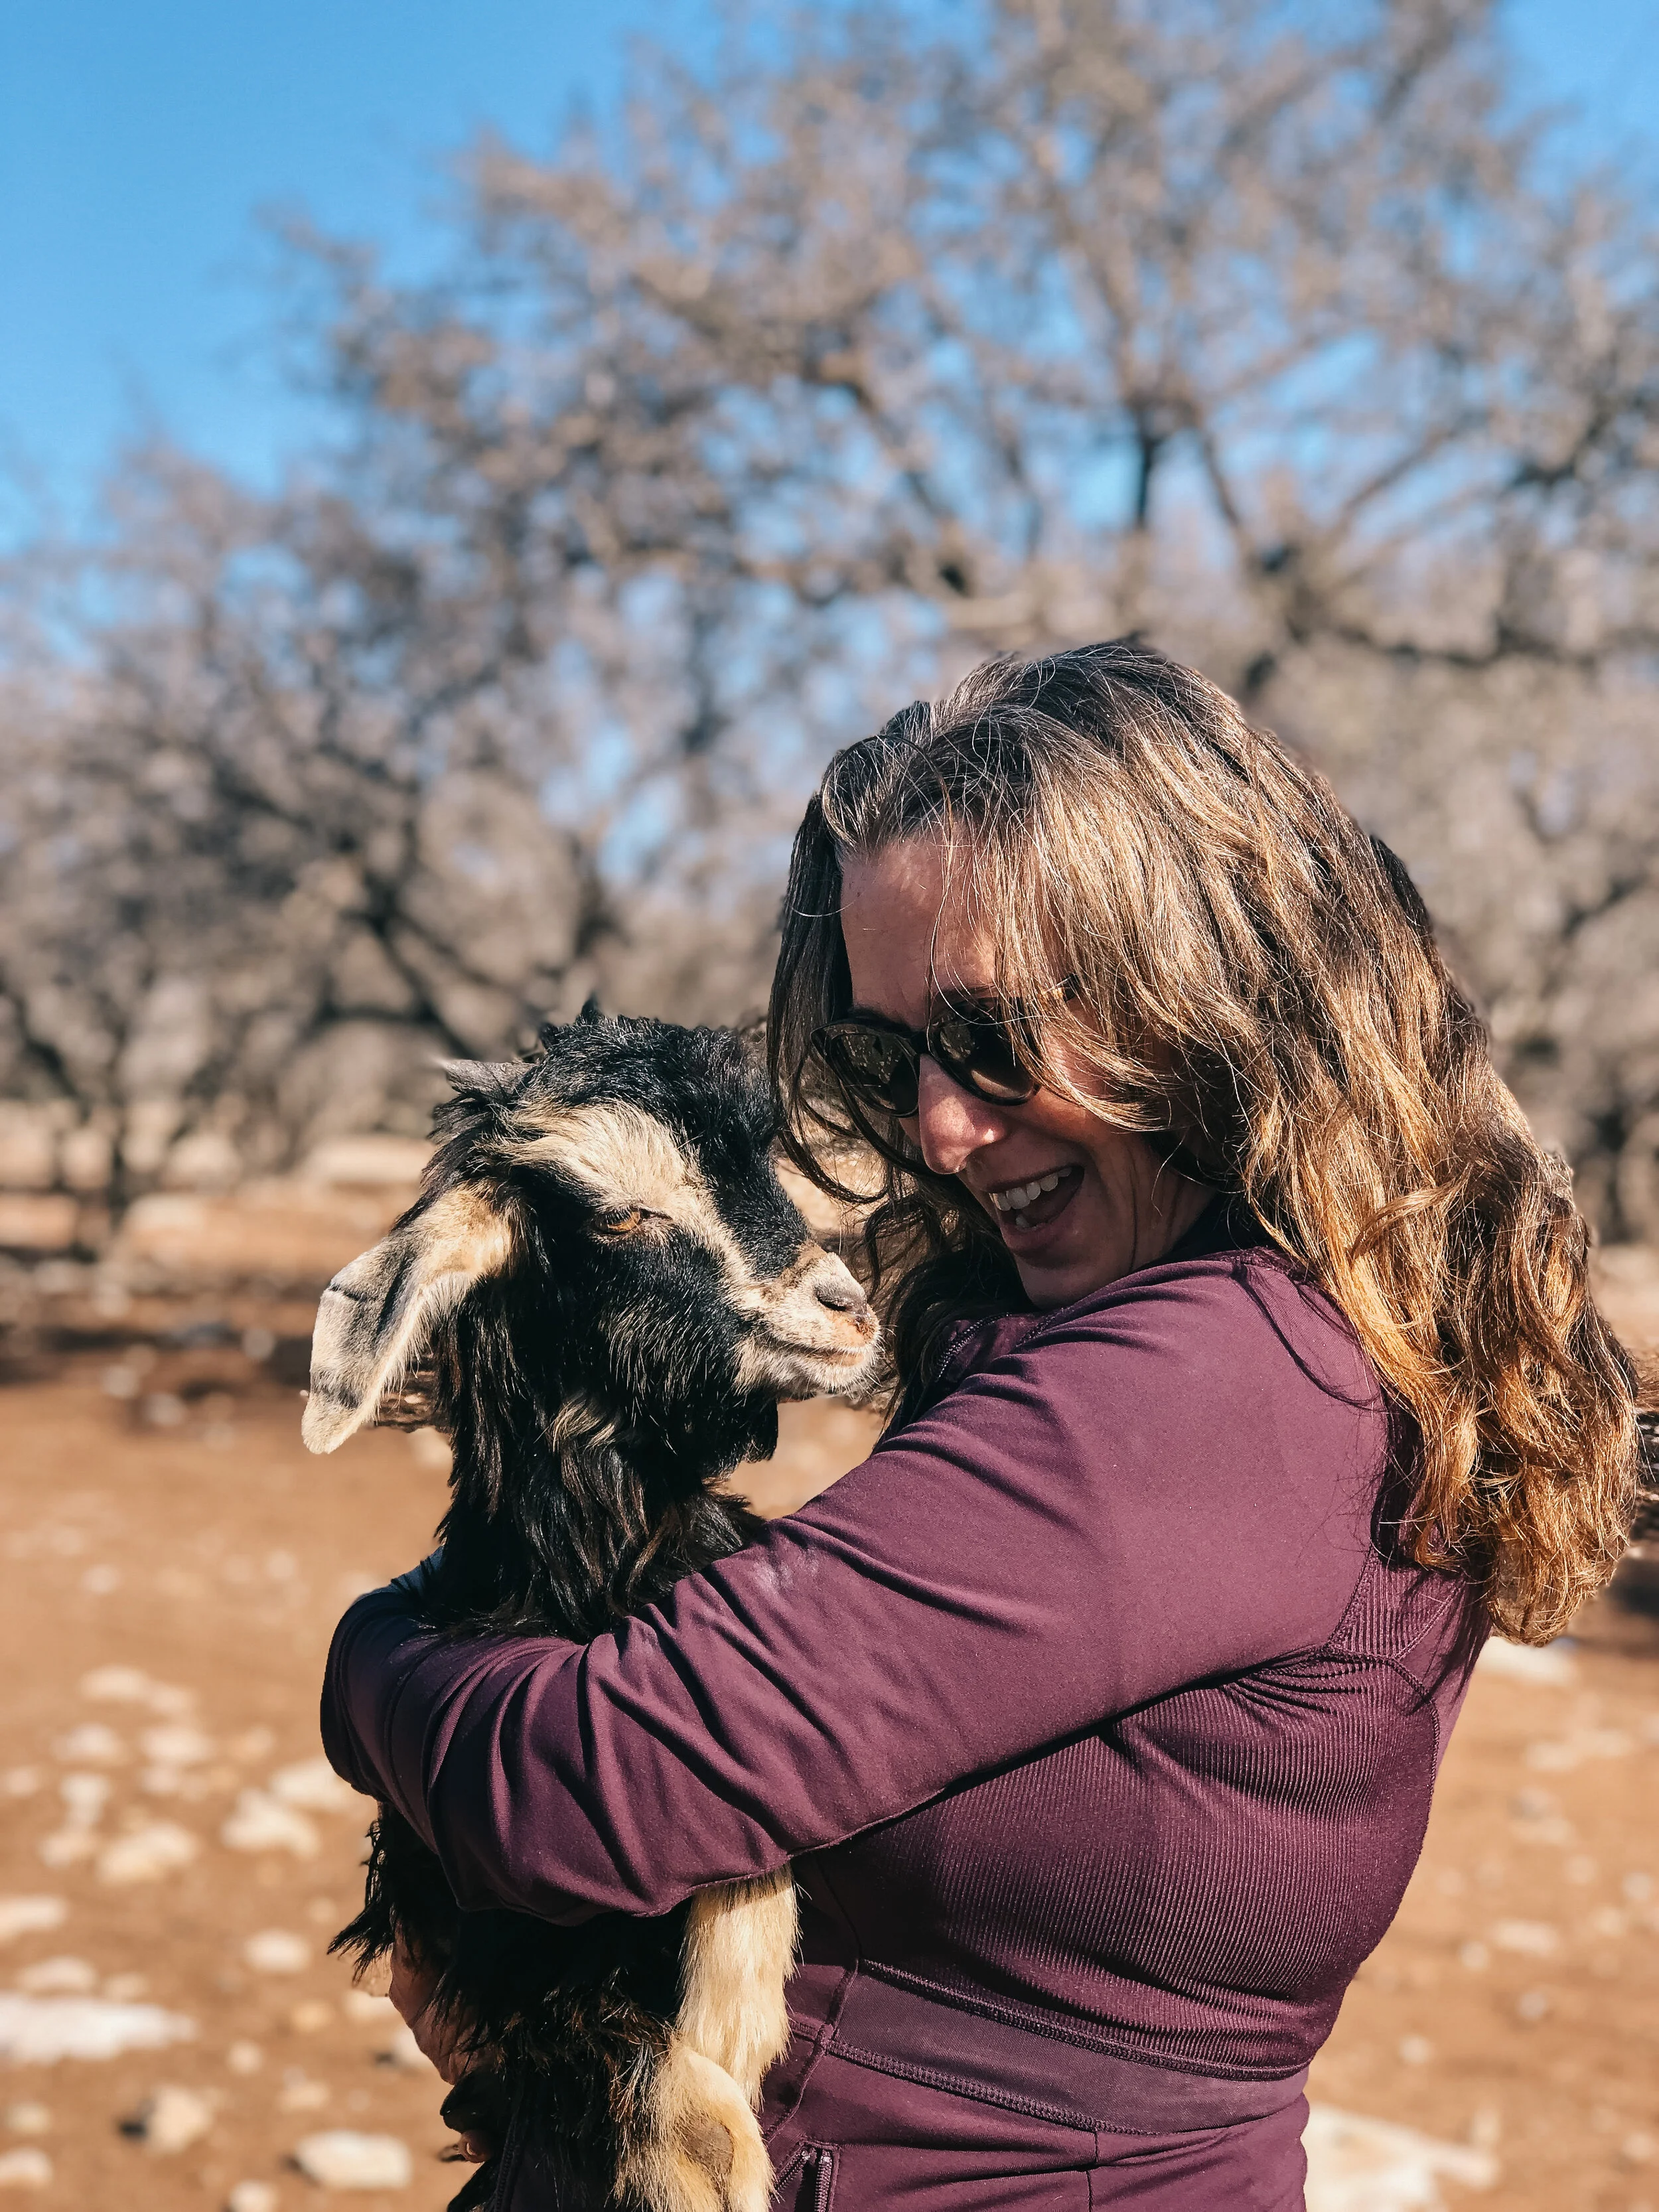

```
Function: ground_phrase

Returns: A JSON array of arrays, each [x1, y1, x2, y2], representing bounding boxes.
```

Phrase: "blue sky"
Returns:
[[0, 0, 1654, 519]]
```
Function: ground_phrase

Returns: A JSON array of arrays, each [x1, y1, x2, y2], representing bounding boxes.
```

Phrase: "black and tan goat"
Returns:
[[302, 1008, 880, 2212]]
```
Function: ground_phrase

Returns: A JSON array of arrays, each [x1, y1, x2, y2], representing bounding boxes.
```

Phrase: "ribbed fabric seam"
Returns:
[[824, 2039, 1177, 2138], [1323, 1542, 1385, 1659], [854, 1962, 1306, 2084]]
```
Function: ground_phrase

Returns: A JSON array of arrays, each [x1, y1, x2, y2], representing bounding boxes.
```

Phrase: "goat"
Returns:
[[302, 1007, 881, 2212]]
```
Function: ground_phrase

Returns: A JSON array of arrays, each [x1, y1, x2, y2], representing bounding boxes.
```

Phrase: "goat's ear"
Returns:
[[301, 1186, 514, 1455]]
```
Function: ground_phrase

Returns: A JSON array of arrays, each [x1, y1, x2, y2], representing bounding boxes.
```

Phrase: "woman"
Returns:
[[323, 640, 1636, 2209]]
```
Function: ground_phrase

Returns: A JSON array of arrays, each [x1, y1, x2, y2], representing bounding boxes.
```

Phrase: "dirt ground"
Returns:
[[0, 1334, 1654, 2212]]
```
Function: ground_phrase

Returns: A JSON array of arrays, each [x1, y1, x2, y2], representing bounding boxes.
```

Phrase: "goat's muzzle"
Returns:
[[737, 1242, 881, 1400]]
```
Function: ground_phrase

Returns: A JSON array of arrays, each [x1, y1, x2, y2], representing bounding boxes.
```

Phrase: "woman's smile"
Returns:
[[978, 1161, 1083, 1235]]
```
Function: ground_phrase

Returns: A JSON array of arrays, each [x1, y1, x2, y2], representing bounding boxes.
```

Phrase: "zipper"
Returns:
[[798, 2145, 835, 2212]]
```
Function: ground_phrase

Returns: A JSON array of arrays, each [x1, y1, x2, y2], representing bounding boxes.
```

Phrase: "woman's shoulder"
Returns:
[[887, 1222, 1386, 1516], [1009, 1207, 1378, 1410], [861, 1222, 1391, 1625]]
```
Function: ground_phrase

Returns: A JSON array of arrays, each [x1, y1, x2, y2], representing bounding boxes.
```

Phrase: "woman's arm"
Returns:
[[323, 1257, 1384, 1923]]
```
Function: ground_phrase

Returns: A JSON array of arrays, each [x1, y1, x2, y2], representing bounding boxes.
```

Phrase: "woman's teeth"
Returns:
[[989, 1166, 1077, 1220]]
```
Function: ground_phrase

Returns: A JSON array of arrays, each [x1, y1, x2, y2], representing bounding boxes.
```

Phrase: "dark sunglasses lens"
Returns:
[[818, 1026, 920, 1116], [930, 1014, 1037, 1104]]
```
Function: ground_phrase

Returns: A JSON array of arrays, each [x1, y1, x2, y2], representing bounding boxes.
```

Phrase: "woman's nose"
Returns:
[[912, 1055, 1009, 1176]]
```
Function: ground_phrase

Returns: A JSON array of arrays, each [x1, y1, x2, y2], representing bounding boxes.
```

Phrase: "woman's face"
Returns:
[[839, 838, 1211, 1310]]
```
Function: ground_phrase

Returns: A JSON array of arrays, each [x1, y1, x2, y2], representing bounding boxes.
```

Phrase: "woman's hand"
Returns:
[[387, 1936, 492, 2162]]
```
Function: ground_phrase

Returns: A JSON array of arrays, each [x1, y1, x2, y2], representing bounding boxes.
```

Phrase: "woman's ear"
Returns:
[[301, 1185, 515, 1455]]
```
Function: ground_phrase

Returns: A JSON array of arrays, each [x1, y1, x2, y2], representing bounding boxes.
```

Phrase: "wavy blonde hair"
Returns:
[[769, 640, 1638, 1643]]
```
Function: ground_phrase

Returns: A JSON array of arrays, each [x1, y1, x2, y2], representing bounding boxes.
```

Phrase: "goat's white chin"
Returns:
[[738, 1335, 882, 1402]]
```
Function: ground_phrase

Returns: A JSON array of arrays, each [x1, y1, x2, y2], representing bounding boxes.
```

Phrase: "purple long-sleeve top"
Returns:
[[321, 1209, 1483, 2085]]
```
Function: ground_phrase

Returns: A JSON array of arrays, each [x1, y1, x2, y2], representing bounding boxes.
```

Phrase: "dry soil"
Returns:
[[0, 1345, 1654, 2211]]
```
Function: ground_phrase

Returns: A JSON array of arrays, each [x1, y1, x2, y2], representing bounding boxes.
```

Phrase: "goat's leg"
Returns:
[[675, 1873, 798, 2103], [612, 1872, 797, 2212], [616, 2040, 772, 2212]]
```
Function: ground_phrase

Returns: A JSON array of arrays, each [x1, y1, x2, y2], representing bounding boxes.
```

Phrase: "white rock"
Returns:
[[375, 2024, 436, 2076], [1304, 2104, 1496, 2211], [124, 2083, 216, 2153], [0, 2148, 50, 2189], [51, 1725, 125, 1766], [15, 1960, 97, 1996], [0, 2106, 48, 2135], [40, 1774, 108, 1867], [340, 1990, 394, 2024], [79, 1666, 151, 1704], [291, 2132, 411, 2190], [0, 1992, 196, 2065], [79, 1667, 194, 1716], [221, 1793, 319, 1859], [243, 1931, 309, 1976], [96, 1822, 199, 1885], [1475, 1639, 1576, 1687], [140, 1725, 214, 1767], [35, 1833, 97, 1870], [226, 2041, 263, 2076], [1, 1773, 41, 1801], [1583, 1728, 1632, 1758], [268, 1760, 363, 1816], [276, 2076, 330, 2114], [1491, 1919, 1560, 1957], [226, 2184, 279, 2212], [0, 1901, 66, 1947], [58, 1773, 110, 1827], [1526, 1727, 1632, 1772]]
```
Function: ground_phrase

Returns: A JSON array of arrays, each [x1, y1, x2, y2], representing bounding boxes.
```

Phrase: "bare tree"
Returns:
[[3, 0, 1656, 1227], [0, 452, 613, 1209]]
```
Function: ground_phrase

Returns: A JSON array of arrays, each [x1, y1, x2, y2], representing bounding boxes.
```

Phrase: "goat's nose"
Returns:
[[804, 1247, 873, 1320], [814, 1272, 868, 1315]]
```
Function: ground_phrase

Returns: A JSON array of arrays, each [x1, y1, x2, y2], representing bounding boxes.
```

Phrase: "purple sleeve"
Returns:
[[321, 1258, 1385, 1923]]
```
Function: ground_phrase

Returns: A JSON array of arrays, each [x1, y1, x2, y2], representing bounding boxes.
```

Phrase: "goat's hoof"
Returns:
[[620, 2042, 772, 2212]]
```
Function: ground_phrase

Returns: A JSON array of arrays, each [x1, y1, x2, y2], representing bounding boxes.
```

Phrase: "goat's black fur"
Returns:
[[319, 1008, 874, 2211]]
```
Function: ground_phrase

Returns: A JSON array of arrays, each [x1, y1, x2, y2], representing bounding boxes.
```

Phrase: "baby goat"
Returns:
[[302, 1007, 880, 2212]]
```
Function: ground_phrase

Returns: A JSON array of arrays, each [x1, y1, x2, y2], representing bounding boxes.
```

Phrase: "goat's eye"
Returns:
[[595, 1207, 650, 1236]]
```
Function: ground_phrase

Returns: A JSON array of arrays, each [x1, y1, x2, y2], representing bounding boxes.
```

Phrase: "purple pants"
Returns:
[[762, 2052, 1308, 2207], [498, 1964, 1309, 2209]]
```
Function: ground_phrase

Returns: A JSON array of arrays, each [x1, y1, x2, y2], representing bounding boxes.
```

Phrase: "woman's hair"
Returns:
[[768, 638, 1638, 1644]]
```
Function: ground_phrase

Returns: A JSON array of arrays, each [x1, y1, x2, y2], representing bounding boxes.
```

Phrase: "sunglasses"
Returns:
[[812, 992, 1064, 1119]]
